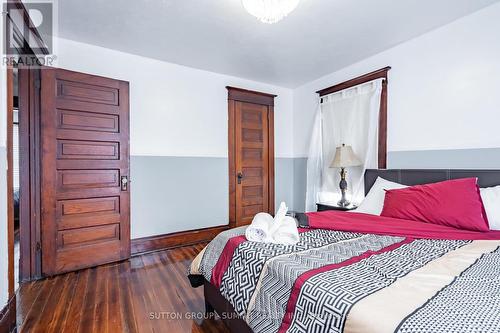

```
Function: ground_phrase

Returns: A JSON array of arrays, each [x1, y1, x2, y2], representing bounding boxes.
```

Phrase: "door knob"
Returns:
[[237, 172, 243, 184], [121, 176, 129, 191]]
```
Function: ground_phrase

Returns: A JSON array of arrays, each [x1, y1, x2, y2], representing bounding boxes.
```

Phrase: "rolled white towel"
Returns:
[[275, 202, 288, 222], [271, 216, 299, 245], [245, 212, 273, 242], [269, 202, 288, 235]]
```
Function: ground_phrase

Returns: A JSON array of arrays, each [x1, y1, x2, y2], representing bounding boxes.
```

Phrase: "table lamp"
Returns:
[[330, 144, 362, 207]]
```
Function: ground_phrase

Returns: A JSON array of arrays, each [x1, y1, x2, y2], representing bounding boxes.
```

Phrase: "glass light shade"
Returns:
[[242, 0, 300, 24]]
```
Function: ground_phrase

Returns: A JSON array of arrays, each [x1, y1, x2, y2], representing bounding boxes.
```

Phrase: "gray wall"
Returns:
[[130, 156, 229, 238], [275, 158, 295, 211], [130, 156, 300, 238], [388, 148, 500, 169], [293, 158, 307, 212]]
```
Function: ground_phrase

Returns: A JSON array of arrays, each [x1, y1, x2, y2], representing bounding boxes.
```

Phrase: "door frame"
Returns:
[[226, 86, 276, 228], [19, 66, 43, 281], [7, 66, 14, 297], [5, 0, 49, 283], [7, 66, 43, 283]]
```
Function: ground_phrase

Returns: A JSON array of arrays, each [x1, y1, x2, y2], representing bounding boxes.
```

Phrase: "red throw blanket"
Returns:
[[306, 210, 500, 240]]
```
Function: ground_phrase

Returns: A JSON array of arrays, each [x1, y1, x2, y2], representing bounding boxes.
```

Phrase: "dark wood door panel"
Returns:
[[41, 67, 130, 276], [55, 240, 122, 274], [58, 196, 120, 218], [56, 159, 128, 170], [241, 185, 264, 206], [55, 167, 121, 201], [55, 130, 123, 143], [57, 139, 120, 160], [241, 204, 263, 222], [241, 148, 265, 168], [56, 196, 121, 234], [241, 167, 264, 186], [240, 105, 264, 126], [58, 212, 120, 230], [57, 79, 119, 105], [55, 99, 122, 114], [57, 109, 119, 133], [57, 224, 120, 249], [242, 128, 263, 143], [57, 169, 120, 190]]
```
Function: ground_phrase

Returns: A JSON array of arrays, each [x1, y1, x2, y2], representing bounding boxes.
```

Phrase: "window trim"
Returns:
[[316, 67, 391, 169]]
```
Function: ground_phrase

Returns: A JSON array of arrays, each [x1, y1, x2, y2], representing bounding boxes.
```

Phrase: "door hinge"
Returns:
[[34, 78, 41, 90], [36, 241, 41, 252]]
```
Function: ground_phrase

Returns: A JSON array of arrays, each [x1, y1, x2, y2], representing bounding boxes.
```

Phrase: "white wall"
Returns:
[[56, 38, 294, 159], [293, 2, 500, 157], [0, 14, 9, 308]]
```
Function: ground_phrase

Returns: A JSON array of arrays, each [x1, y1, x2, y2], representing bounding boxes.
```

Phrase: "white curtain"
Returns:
[[305, 79, 383, 212]]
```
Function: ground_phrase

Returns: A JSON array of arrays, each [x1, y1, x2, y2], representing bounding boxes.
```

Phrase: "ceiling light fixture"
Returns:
[[242, 0, 300, 24]]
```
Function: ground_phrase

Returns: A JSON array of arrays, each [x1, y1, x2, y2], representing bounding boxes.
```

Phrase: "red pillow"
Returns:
[[380, 178, 489, 232]]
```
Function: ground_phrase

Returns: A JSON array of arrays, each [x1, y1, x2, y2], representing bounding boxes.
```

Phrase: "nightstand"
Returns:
[[316, 202, 358, 212]]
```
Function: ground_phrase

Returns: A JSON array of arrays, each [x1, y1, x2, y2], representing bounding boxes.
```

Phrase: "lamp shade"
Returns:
[[330, 144, 362, 168]]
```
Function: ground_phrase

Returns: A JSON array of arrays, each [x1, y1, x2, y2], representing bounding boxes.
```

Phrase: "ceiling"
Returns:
[[57, 0, 499, 88]]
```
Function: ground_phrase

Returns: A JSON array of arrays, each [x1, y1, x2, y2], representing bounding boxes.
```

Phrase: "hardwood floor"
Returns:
[[16, 243, 230, 333]]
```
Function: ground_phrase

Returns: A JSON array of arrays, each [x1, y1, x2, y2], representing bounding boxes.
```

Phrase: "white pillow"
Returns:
[[355, 177, 407, 215], [480, 185, 500, 231]]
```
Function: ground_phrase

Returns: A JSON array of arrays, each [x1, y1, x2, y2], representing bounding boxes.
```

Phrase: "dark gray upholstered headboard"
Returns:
[[364, 169, 500, 195]]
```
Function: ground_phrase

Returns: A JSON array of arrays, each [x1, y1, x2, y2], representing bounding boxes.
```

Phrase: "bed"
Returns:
[[188, 169, 500, 333]]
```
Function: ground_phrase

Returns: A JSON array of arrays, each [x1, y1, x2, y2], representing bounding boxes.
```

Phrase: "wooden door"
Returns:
[[228, 87, 275, 227], [40, 68, 130, 275]]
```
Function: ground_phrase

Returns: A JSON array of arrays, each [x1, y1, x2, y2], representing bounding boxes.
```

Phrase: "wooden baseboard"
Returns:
[[0, 295, 16, 333], [131, 225, 229, 255]]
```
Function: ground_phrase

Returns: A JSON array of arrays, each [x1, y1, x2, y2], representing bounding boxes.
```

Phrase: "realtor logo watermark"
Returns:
[[2, 0, 57, 67]]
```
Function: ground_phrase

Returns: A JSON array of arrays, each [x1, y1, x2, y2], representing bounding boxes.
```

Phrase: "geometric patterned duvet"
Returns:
[[189, 225, 500, 333]]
